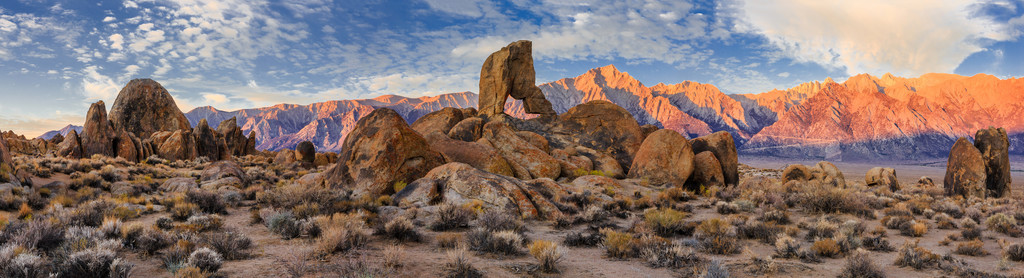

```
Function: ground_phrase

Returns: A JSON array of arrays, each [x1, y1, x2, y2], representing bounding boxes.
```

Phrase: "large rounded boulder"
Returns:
[[554, 100, 644, 172], [781, 164, 811, 184], [482, 121, 560, 180], [448, 117, 484, 142], [108, 79, 191, 139], [423, 132, 514, 177], [812, 161, 846, 187], [690, 131, 738, 186], [411, 107, 465, 136], [685, 151, 724, 189], [974, 127, 1011, 197], [628, 129, 694, 186], [322, 108, 446, 198], [945, 137, 987, 198], [295, 141, 316, 164]]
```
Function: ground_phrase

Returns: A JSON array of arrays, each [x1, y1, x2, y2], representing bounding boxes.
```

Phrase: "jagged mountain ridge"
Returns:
[[177, 66, 1024, 160]]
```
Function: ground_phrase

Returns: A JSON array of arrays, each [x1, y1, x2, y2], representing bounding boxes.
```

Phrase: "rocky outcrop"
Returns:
[[423, 132, 514, 177], [0, 136, 17, 184], [554, 100, 644, 172], [944, 137, 987, 198], [685, 151, 724, 189], [296, 141, 316, 164], [114, 129, 141, 163], [866, 167, 900, 192], [482, 122, 560, 180], [321, 108, 446, 198], [691, 131, 739, 186], [628, 129, 694, 186], [200, 160, 248, 185], [216, 117, 254, 156], [781, 164, 811, 184], [478, 40, 556, 117], [160, 177, 197, 192], [193, 119, 224, 161], [394, 163, 563, 219], [812, 161, 846, 187], [81, 101, 116, 157], [411, 107, 465, 136], [448, 117, 484, 142], [152, 130, 197, 161], [974, 127, 1011, 197], [108, 79, 191, 139], [57, 130, 84, 159]]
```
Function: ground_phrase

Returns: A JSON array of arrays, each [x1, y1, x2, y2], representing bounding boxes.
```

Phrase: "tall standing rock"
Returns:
[[108, 79, 191, 139], [974, 127, 1011, 197], [691, 131, 739, 186], [554, 100, 644, 173], [57, 130, 84, 159], [156, 130, 197, 161], [945, 137, 987, 198], [114, 129, 141, 163], [478, 40, 556, 117], [321, 108, 446, 198], [81, 101, 115, 157], [628, 129, 694, 186], [217, 117, 250, 156], [194, 119, 223, 161], [296, 141, 316, 164], [0, 135, 16, 184]]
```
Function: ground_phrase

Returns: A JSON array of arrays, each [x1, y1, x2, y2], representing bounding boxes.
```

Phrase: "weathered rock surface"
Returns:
[[515, 131, 550, 153], [448, 117, 484, 142], [554, 100, 644, 172], [200, 160, 248, 185], [811, 161, 846, 187], [393, 163, 563, 219], [216, 117, 254, 156], [945, 137, 987, 198], [57, 130, 84, 159], [114, 129, 141, 163], [573, 146, 624, 178], [686, 151, 724, 189], [482, 121, 560, 180], [974, 127, 1011, 197], [424, 132, 514, 177], [160, 177, 198, 192], [478, 40, 556, 117], [411, 107, 465, 136], [781, 164, 811, 184], [82, 101, 116, 157], [108, 79, 191, 139], [639, 124, 659, 141], [691, 131, 739, 186], [0, 136, 17, 184], [314, 152, 337, 167], [918, 176, 935, 187], [274, 150, 297, 165], [866, 167, 900, 192], [628, 129, 694, 186], [154, 130, 197, 161], [194, 119, 224, 161], [322, 108, 445, 198], [296, 141, 316, 164]]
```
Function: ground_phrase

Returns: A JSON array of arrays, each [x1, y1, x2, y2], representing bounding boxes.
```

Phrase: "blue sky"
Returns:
[[1, 0, 1022, 137]]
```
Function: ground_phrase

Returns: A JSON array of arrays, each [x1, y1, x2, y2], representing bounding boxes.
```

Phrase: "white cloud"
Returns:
[[81, 66, 120, 103], [108, 33, 124, 50], [0, 18, 16, 32], [422, 0, 487, 18], [735, 0, 1012, 76], [202, 93, 229, 104], [777, 72, 790, 78], [322, 25, 335, 33], [102, 16, 116, 22], [247, 80, 258, 88], [124, 64, 141, 76]]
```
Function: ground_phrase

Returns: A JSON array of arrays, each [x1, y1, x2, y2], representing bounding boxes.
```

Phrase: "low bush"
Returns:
[[954, 239, 988, 256], [187, 247, 223, 273], [312, 224, 369, 258], [202, 230, 252, 260], [640, 244, 702, 269], [695, 218, 738, 255], [431, 203, 473, 231], [701, 259, 730, 278], [985, 213, 1020, 236], [564, 231, 603, 247], [477, 210, 524, 234], [442, 247, 482, 278], [382, 217, 421, 242], [528, 240, 565, 273], [811, 238, 841, 258], [774, 235, 800, 258], [894, 240, 938, 270], [839, 250, 885, 278], [643, 207, 688, 237], [467, 228, 522, 256], [1005, 242, 1024, 261], [185, 190, 225, 214], [266, 212, 301, 240]]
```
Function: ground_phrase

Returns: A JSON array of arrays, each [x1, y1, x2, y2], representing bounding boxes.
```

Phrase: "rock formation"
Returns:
[[296, 141, 316, 164], [628, 129, 694, 186], [393, 163, 563, 219], [781, 164, 811, 184], [974, 127, 1011, 197], [411, 107, 465, 136], [108, 79, 191, 139], [482, 122, 560, 180], [554, 100, 644, 173], [866, 167, 900, 192], [945, 137, 987, 198], [81, 101, 116, 157], [478, 40, 556, 117], [448, 117, 484, 142], [57, 130, 84, 159], [193, 119, 224, 161], [691, 131, 739, 186], [217, 117, 254, 156], [0, 136, 17, 184], [423, 132, 514, 177], [321, 108, 445, 198], [686, 151, 724, 189], [811, 161, 845, 187]]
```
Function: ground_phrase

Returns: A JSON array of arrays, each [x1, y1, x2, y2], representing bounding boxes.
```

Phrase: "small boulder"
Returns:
[[200, 160, 248, 185], [295, 141, 316, 164], [691, 131, 738, 186], [448, 117, 484, 142], [686, 151, 724, 189], [944, 137, 987, 198], [781, 164, 811, 184], [974, 127, 1011, 197], [811, 161, 846, 187], [628, 129, 695, 186], [322, 108, 446, 198], [411, 107, 465, 136], [160, 177, 198, 192], [866, 167, 900, 192]]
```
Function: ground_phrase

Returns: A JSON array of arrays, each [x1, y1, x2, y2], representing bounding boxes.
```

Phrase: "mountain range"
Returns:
[[44, 65, 1019, 161]]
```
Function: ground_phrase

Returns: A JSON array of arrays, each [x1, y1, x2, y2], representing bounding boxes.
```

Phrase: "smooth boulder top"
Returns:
[[108, 79, 191, 139], [945, 137, 987, 198]]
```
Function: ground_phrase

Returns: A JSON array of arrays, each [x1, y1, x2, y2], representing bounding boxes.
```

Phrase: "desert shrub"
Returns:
[[805, 219, 838, 240], [811, 238, 841, 258], [641, 244, 702, 269], [13, 220, 65, 252], [898, 221, 927, 237], [99, 217, 122, 239], [186, 214, 223, 232], [467, 229, 522, 256], [738, 219, 782, 244], [774, 235, 800, 258], [1005, 242, 1024, 261], [201, 230, 252, 260], [600, 229, 635, 258], [185, 190, 225, 214], [156, 217, 174, 230], [171, 202, 199, 221], [477, 210, 524, 234], [643, 207, 688, 237], [173, 266, 209, 278], [700, 259, 730, 278], [797, 185, 870, 216], [436, 232, 464, 250], [894, 240, 938, 270], [276, 248, 312, 278], [985, 213, 1020, 236], [961, 226, 983, 240], [98, 165, 128, 182], [564, 231, 603, 247], [934, 213, 957, 229], [965, 207, 983, 223], [161, 241, 193, 273], [861, 235, 893, 252], [442, 247, 482, 278], [760, 209, 790, 224], [291, 202, 320, 220], [69, 172, 103, 189], [312, 217, 370, 258], [382, 245, 405, 269], [58, 247, 133, 278], [431, 203, 474, 231], [0, 248, 49, 278], [715, 201, 739, 214], [132, 228, 172, 255], [266, 212, 301, 240], [954, 239, 988, 256], [882, 215, 913, 230], [382, 217, 421, 242], [529, 240, 565, 273], [187, 247, 223, 273], [695, 218, 738, 254], [839, 250, 885, 278]]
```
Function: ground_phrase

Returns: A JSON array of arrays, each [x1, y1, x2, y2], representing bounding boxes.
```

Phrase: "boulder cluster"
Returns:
[[58, 79, 256, 162], [320, 40, 739, 219], [944, 127, 1012, 198]]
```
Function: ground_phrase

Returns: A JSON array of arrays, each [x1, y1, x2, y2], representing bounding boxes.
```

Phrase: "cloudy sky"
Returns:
[[1, 0, 1022, 137]]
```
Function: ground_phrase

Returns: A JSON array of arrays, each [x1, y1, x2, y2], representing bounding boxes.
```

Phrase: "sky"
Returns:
[[0, 0, 1023, 138]]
